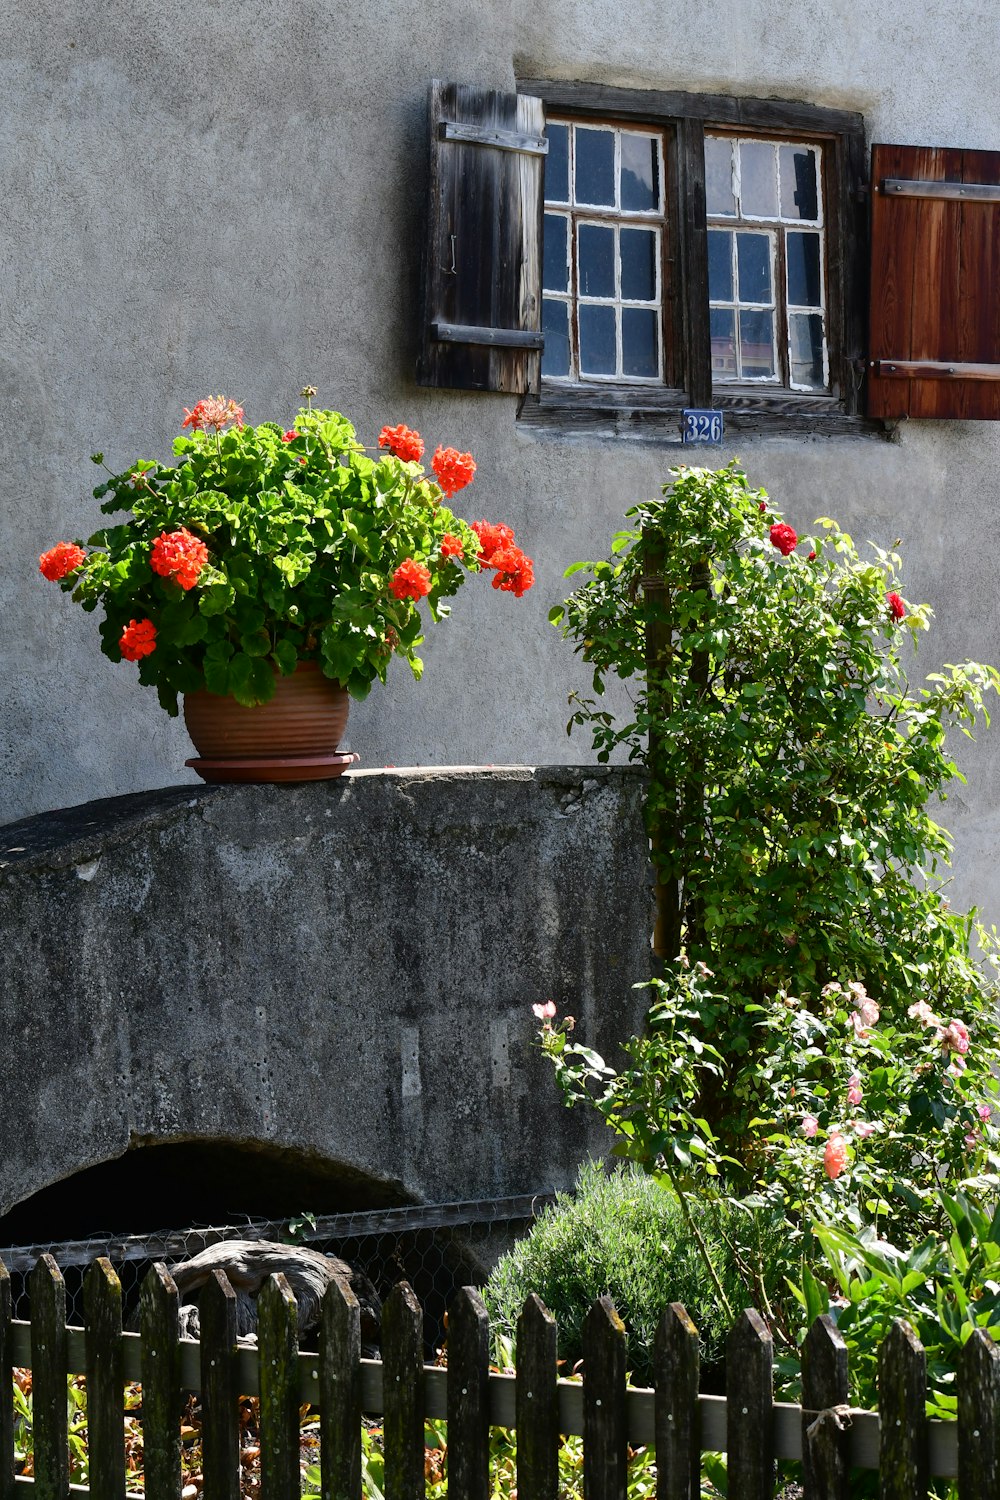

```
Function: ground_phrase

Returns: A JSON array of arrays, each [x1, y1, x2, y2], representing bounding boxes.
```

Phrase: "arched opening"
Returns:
[[0, 1137, 408, 1246]]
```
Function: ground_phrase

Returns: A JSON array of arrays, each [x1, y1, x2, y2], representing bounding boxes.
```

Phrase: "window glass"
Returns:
[[707, 230, 734, 302], [579, 223, 616, 298], [575, 128, 615, 205], [739, 309, 776, 378], [705, 136, 736, 216], [543, 214, 569, 293], [710, 307, 738, 379], [542, 299, 571, 377], [736, 232, 772, 304], [620, 133, 659, 212], [789, 312, 826, 390], [620, 228, 657, 301], [787, 231, 822, 307], [779, 146, 819, 221], [545, 122, 570, 204], [738, 141, 778, 218], [622, 308, 659, 376], [579, 304, 617, 373]]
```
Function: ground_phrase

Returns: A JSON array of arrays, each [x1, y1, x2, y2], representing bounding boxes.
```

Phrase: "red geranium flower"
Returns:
[[390, 558, 432, 601], [379, 424, 425, 463], [181, 396, 245, 433], [150, 528, 209, 590], [471, 520, 515, 562], [432, 446, 476, 497], [440, 533, 464, 559], [887, 591, 906, 622], [119, 618, 157, 661], [282, 430, 298, 443], [489, 545, 535, 598], [39, 542, 86, 581], [769, 522, 798, 556]]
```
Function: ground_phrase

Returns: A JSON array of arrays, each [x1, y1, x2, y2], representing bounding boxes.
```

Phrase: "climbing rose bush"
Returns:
[[39, 395, 533, 712]]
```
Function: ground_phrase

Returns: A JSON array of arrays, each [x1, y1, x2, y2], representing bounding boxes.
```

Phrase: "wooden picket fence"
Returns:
[[1, 1253, 998, 1499]]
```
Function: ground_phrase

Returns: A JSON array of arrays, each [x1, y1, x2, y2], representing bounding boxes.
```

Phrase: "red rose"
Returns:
[[758, 501, 767, 513], [471, 520, 515, 562], [431, 445, 476, 497], [119, 618, 157, 661], [440, 533, 464, 559], [769, 522, 798, 557], [887, 591, 906, 622], [39, 542, 86, 581], [379, 424, 425, 463], [808, 550, 817, 562], [390, 558, 432, 601], [150, 528, 209, 590]]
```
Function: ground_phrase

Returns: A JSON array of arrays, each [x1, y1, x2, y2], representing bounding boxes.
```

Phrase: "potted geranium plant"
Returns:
[[39, 390, 534, 781]]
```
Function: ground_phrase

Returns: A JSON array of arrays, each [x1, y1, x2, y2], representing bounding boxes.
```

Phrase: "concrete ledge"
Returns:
[[0, 767, 652, 1218]]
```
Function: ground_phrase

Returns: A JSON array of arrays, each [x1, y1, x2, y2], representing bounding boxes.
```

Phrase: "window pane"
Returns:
[[780, 146, 819, 221], [739, 308, 775, 378], [578, 223, 615, 298], [579, 304, 617, 374], [542, 299, 571, 377], [787, 230, 822, 307], [736, 232, 772, 304], [620, 228, 657, 301], [789, 312, 827, 390], [543, 214, 569, 293], [710, 306, 737, 379], [575, 127, 615, 205], [708, 229, 734, 302], [739, 140, 778, 218], [545, 122, 570, 203], [622, 307, 658, 376], [620, 133, 659, 211], [705, 136, 736, 216]]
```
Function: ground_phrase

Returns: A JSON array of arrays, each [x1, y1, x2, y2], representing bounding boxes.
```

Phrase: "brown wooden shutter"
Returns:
[[417, 81, 545, 394], [868, 143, 1000, 419]]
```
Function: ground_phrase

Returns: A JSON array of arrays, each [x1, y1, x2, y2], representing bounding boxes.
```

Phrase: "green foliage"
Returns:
[[483, 1162, 785, 1380], [552, 462, 1000, 1025], [51, 403, 498, 713]]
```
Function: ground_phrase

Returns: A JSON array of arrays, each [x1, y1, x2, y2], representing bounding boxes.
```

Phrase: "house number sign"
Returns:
[[681, 409, 724, 444]]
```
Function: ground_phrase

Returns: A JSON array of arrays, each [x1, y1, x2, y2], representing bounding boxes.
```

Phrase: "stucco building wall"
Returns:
[[3, 1, 999, 917]]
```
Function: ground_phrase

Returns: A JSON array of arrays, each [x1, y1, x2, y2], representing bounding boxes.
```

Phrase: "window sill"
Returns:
[[517, 380, 887, 441]]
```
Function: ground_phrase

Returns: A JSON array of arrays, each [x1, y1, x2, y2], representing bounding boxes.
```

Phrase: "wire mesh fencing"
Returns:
[[0, 1193, 554, 1354]]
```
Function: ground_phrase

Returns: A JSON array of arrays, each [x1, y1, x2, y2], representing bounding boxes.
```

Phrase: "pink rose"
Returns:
[[965, 1132, 979, 1151], [802, 1115, 819, 1138], [940, 1019, 970, 1055], [978, 1105, 992, 1123], [847, 1073, 863, 1107], [854, 1121, 875, 1140], [908, 1000, 939, 1029], [849, 1011, 871, 1041], [532, 1001, 557, 1021]]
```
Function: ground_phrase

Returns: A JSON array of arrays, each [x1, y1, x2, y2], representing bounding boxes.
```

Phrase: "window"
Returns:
[[421, 84, 1000, 429]]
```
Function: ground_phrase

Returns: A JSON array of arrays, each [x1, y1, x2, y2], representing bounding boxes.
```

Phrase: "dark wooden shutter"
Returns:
[[418, 81, 545, 394], [868, 143, 1000, 419]]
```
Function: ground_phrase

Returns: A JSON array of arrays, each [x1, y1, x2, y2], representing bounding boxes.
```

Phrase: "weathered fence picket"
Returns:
[[139, 1261, 181, 1500], [381, 1281, 425, 1500], [199, 1268, 240, 1500], [515, 1293, 558, 1500], [319, 1273, 362, 1500], [29, 1255, 68, 1500], [800, 1314, 850, 1500], [258, 1273, 300, 1500], [958, 1326, 1000, 1499], [0, 1252, 991, 1497], [582, 1295, 628, 1500], [654, 1302, 700, 1500], [0, 1261, 13, 1500], [83, 1258, 126, 1500]]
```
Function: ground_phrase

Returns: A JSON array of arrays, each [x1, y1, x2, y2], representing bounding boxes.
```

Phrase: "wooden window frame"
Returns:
[[517, 80, 873, 440]]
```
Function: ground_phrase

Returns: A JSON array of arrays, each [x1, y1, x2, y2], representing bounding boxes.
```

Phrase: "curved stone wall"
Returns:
[[0, 767, 651, 1220]]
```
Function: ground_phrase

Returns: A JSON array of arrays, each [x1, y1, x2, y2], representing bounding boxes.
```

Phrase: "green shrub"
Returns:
[[483, 1162, 784, 1382]]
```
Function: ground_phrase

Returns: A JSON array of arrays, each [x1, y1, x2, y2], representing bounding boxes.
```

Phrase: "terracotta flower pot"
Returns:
[[183, 661, 357, 783]]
